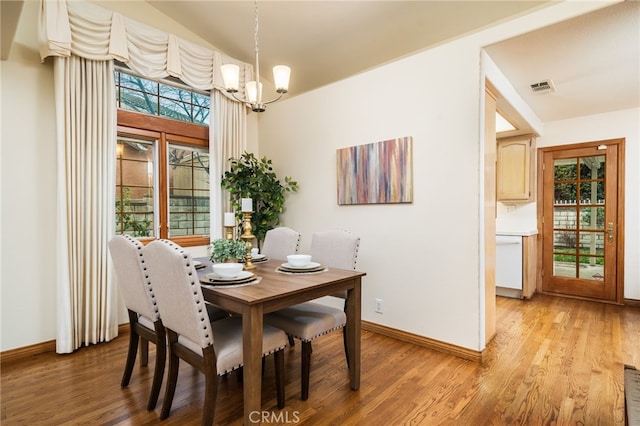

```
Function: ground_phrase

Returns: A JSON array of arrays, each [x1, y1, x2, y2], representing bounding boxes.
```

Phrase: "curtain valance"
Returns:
[[38, 0, 252, 99]]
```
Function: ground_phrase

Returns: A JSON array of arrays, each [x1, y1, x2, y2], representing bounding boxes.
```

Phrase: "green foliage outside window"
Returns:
[[116, 187, 151, 237]]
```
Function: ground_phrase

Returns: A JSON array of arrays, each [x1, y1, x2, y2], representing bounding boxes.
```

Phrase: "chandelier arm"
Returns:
[[261, 93, 284, 106], [228, 92, 245, 104], [222, 0, 289, 113]]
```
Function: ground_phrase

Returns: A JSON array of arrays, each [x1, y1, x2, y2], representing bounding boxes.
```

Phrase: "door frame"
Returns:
[[536, 138, 625, 304]]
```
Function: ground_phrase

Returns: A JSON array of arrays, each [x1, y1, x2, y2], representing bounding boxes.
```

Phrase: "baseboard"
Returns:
[[625, 298, 640, 308], [361, 320, 484, 363], [0, 340, 57, 365], [1, 324, 130, 365]]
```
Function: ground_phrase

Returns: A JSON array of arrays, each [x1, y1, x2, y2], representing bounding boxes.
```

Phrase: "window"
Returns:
[[115, 70, 211, 247], [167, 143, 210, 238], [116, 137, 155, 238], [115, 68, 210, 125]]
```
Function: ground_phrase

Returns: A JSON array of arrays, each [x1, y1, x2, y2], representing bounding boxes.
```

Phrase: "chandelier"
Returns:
[[220, 0, 291, 112]]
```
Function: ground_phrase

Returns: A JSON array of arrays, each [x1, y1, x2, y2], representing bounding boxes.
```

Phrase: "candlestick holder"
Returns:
[[224, 225, 235, 240], [240, 211, 256, 270]]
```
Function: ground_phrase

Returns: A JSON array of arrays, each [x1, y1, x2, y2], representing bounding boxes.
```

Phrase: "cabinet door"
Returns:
[[497, 136, 535, 201]]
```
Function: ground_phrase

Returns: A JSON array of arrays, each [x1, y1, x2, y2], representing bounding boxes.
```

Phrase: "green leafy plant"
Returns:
[[115, 187, 151, 237], [221, 152, 298, 245], [209, 238, 247, 263]]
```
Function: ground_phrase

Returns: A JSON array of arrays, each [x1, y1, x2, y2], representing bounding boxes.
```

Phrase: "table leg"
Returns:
[[243, 304, 264, 424], [345, 277, 362, 390]]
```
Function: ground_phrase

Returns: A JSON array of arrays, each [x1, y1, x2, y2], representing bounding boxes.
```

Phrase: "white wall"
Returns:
[[259, 1, 624, 351], [261, 40, 485, 350], [1, 2, 57, 351]]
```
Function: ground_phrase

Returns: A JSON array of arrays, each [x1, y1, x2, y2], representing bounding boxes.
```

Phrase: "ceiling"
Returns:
[[3, 1, 636, 127], [145, 0, 639, 127], [146, 1, 548, 93], [485, 0, 639, 123]]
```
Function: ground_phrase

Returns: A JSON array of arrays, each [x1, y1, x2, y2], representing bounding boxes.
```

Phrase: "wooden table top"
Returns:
[[196, 257, 366, 310]]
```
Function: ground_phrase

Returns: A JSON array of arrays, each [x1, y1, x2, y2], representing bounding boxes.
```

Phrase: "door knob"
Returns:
[[607, 222, 614, 243]]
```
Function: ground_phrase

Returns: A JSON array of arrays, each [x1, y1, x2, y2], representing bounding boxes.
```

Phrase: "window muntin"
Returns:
[[115, 70, 210, 126]]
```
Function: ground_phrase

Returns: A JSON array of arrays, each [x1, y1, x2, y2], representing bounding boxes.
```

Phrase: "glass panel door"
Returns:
[[541, 140, 620, 302], [552, 156, 605, 280]]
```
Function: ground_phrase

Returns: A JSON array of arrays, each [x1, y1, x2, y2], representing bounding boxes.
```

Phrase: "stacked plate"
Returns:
[[193, 260, 206, 270], [277, 261, 325, 273], [251, 254, 269, 263], [202, 271, 257, 285]]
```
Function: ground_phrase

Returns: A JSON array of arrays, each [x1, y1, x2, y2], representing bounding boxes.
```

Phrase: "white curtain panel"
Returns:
[[53, 55, 118, 353], [40, 0, 251, 351], [210, 91, 247, 239]]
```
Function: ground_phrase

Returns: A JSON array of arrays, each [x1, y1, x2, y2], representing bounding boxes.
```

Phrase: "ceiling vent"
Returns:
[[530, 79, 555, 94]]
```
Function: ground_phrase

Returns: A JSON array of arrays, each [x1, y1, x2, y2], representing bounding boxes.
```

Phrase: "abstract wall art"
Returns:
[[336, 136, 413, 205]]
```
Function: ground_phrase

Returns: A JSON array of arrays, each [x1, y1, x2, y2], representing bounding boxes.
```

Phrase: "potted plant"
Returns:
[[221, 152, 298, 246], [209, 238, 247, 263]]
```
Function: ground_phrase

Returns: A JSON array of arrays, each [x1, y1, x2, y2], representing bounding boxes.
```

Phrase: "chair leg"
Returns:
[[301, 341, 312, 401], [147, 323, 166, 411], [122, 311, 139, 387], [160, 334, 180, 420], [274, 350, 285, 409], [201, 351, 218, 426], [201, 374, 218, 426], [140, 337, 149, 366]]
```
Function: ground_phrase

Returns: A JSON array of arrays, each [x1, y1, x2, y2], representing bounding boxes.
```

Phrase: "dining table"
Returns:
[[196, 257, 366, 424]]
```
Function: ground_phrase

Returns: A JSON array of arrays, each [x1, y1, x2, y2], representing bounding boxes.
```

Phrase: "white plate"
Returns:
[[206, 271, 253, 282], [252, 254, 266, 260], [193, 260, 202, 267], [281, 261, 321, 270]]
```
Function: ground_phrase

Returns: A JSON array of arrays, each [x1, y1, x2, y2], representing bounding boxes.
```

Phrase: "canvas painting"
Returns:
[[337, 136, 413, 205]]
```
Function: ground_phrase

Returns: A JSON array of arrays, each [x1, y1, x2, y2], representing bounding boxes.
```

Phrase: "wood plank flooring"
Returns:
[[2, 294, 639, 425]]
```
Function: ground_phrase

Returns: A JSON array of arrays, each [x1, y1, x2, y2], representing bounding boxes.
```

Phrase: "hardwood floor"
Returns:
[[2, 294, 639, 425]]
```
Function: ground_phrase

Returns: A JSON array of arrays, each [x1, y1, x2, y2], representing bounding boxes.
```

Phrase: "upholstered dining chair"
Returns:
[[261, 226, 301, 260], [143, 239, 288, 425], [108, 235, 165, 411], [265, 229, 360, 400], [261, 226, 303, 346], [310, 229, 360, 301]]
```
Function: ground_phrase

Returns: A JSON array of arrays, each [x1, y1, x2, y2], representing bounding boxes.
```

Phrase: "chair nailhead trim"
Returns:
[[157, 239, 213, 346], [124, 235, 159, 317], [290, 324, 346, 343]]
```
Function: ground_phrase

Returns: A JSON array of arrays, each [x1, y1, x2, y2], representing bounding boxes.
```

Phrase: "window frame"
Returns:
[[117, 109, 210, 247]]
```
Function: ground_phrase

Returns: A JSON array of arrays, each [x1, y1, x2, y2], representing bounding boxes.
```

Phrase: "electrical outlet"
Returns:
[[375, 298, 383, 314]]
